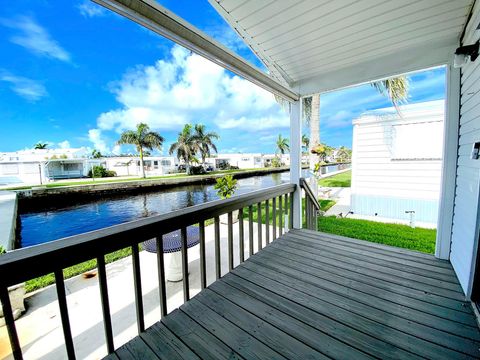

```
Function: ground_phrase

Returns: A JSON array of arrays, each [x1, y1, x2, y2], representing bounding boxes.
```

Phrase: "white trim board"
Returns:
[[436, 66, 460, 260]]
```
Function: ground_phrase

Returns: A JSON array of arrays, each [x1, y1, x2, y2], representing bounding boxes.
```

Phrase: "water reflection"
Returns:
[[19, 171, 292, 247]]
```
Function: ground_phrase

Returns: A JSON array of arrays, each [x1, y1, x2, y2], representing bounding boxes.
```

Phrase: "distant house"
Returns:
[[0, 148, 93, 185], [207, 153, 264, 170], [104, 156, 177, 176], [351, 100, 445, 226]]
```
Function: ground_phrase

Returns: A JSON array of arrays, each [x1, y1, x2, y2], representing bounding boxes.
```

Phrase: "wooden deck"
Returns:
[[107, 229, 480, 360]]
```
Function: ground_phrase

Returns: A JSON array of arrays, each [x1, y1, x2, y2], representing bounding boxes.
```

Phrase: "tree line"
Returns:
[[117, 122, 219, 178]]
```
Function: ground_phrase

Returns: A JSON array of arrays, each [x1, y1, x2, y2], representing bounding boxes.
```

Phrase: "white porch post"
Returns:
[[290, 100, 302, 229], [435, 65, 460, 259]]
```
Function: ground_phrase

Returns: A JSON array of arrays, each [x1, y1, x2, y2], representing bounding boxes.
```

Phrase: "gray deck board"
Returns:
[[140, 322, 200, 360], [115, 337, 159, 359], [269, 241, 478, 328], [287, 231, 460, 281], [107, 229, 480, 360], [242, 258, 478, 358], [285, 232, 463, 289], [194, 288, 330, 360], [273, 237, 473, 312], [296, 228, 452, 264]]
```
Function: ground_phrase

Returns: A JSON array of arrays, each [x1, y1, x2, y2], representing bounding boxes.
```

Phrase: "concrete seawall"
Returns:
[[16, 168, 290, 208], [0, 191, 18, 251]]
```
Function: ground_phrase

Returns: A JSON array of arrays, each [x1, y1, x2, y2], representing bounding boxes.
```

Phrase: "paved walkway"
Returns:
[[0, 191, 17, 250], [322, 187, 351, 217], [0, 221, 275, 360]]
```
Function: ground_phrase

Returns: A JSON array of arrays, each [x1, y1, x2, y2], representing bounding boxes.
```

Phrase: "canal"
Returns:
[[18, 165, 350, 248], [18, 172, 292, 248]]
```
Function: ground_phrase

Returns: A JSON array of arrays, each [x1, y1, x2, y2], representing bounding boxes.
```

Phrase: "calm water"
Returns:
[[19, 172, 293, 248]]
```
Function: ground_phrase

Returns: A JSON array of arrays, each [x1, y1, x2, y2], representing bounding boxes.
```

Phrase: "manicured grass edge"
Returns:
[[5, 168, 284, 191], [25, 247, 133, 293], [318, 170, 351, 187]]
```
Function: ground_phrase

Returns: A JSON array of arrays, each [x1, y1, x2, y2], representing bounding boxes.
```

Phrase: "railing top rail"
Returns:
[[0, 183, 295, 287], [300, 178, 321, 210]]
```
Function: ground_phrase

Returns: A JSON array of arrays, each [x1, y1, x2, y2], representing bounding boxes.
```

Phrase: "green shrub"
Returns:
[[88, 165, 116, 178], [214, 175, 238, 199], [189, 165, 206, 175], [271, 157, 282, 168]]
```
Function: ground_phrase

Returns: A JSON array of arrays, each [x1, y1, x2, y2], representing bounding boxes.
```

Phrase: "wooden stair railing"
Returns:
[[300, 178, 321, 231]]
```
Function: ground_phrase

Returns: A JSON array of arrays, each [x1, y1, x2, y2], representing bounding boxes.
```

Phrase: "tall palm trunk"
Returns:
[[309, 94, 320, 169], [309, 94, 320, 196], [139, 147, 146, 178]]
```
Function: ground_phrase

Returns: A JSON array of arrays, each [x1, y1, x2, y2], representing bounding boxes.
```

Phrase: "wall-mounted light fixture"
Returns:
[[454, 39, 479, 68]]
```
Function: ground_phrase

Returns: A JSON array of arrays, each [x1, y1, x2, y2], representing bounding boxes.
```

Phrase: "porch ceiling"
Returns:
[[210, 0, 475, 94]]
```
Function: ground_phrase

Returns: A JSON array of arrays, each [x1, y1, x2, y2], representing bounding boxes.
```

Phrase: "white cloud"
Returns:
[[0, 71, 47, 101], [111, 145, 121, 155], [0, 16, 71, 62], [218, 147, 249, 154], [323, 110, 354, 129], [88, 129, 109, 153], [58, 140, 70, 149], [217, 114, 288, 130], [259, 134, 277, 142], [92, 45, 287, 152], [77, 1, 106, 17]]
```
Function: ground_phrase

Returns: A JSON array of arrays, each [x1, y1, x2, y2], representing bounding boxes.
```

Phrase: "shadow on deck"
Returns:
[[107, 229, 480, 359]]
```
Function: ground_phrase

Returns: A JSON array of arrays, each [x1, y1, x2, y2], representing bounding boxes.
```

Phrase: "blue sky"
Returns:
[[0, 1, 446, 155]]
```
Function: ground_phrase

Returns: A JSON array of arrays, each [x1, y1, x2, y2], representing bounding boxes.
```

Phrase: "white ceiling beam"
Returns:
[[293, 38, 458, 96], [92, 0, 300, 102]]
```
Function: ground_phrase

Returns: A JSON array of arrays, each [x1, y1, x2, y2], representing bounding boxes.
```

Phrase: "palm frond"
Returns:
[[372, 76, 408, 111]]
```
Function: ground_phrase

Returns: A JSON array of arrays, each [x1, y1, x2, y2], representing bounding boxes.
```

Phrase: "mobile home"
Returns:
[[351, 100, 445, 226]]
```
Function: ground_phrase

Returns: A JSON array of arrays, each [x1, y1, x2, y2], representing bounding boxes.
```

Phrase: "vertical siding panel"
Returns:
[[450, 1, 480, 296]]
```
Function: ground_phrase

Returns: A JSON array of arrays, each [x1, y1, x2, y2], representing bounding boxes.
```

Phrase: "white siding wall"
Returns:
[[450, 1, 480, 296], [351, 101, 444, 224]]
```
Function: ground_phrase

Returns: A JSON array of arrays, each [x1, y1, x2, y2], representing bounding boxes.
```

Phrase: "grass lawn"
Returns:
[[243, 198, 336, 225], [318, 170, 351, 187], [317, 216, 436, 254], [243, 194, 435, 254], [25, 247, 133, 293]]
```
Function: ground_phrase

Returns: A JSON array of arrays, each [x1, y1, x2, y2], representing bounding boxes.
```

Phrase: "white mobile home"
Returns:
[[351, 100, 445, 225], [0, 148, 91, 185], [207, 153, 263, 170], [104, 156, 177, 176]]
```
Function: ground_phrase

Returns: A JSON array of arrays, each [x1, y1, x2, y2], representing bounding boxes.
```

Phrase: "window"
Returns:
[[64, 163, 80, 171], [391, 121, 443, 160], [153, 160, 159, 169], [161, 160, 171, 166], [1, 164, 19, 174], [137, 161, 140, 166], [242, 157, 250, 161], [23, 164, 38, 174]]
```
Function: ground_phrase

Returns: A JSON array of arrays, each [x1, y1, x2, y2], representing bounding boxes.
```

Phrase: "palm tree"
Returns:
[[34, 142, 48, 149], [302, 134, 310, 153], [336, 146, 352, 163], [117, 123, 164, 178], [276, 134, 289, 155], [193, 124, 219, 165], [169, 124, 198, 174], [311, 142, 334, 163], [91, 149, 102, 159]]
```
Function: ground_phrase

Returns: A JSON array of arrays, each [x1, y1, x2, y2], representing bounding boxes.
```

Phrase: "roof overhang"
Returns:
[[92, 0, 300, 102], [211, 0, 475, 95]]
